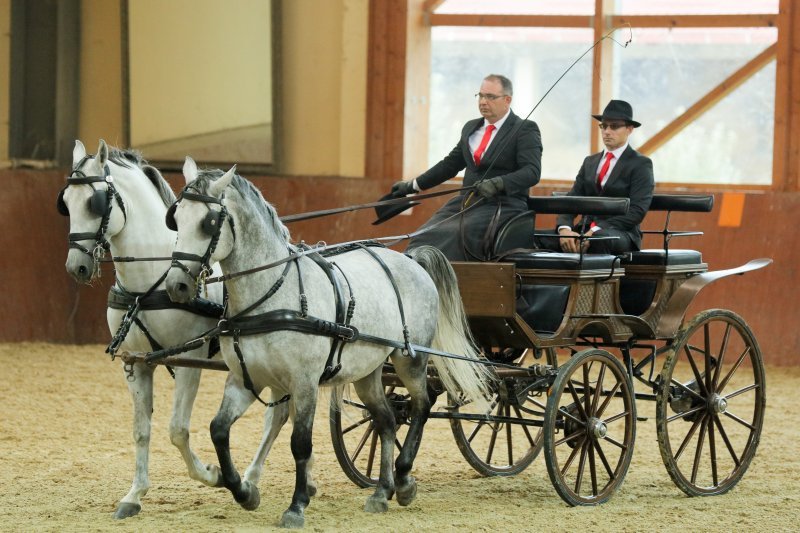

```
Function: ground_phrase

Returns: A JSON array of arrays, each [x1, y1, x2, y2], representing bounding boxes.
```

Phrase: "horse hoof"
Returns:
[[206, 464, 224, 487], [238, 481, 261, 511], [279, 510, 304, 529], [113, 502, 141, 519], [396, 478, 417, 507], [364, 495, 389, 513]]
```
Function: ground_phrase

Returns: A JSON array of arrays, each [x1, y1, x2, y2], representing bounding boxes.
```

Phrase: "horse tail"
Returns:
[[408, 245, 495, 411]]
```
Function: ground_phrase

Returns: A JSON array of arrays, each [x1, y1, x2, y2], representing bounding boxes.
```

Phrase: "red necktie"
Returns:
[[596, 151, 614, 191], [473, 124, 496, 166]]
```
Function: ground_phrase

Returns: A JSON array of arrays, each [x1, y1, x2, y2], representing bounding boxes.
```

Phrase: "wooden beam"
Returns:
[[422, 0, 444, 15], [428, 14, 776, 29], [779, 0, 800, 191], [429, 14, 591, 28], [638, 43, 777, 156], [613, 14, 777, 28], [365, 2, 408, 181]]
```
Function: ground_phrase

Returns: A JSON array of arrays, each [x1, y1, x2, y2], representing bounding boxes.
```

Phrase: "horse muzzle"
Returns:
[[65, 248, 97, 284], [166, 267, 196, 303]]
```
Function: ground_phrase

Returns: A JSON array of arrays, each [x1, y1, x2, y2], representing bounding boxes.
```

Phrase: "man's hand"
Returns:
[[558, 228, 581, 253], [475, 177, 505, 199], [390, 180, 415, 198]]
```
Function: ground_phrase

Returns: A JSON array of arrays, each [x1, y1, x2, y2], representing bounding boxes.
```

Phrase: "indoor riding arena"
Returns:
[[2, 1, 799, 531]]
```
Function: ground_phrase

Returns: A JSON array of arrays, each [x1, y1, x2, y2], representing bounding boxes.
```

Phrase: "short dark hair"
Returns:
[[484, 74, 513, 96]]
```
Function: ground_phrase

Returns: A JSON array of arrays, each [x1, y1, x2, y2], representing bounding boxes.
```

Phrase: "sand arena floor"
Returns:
[[1, 342, 798, 532]]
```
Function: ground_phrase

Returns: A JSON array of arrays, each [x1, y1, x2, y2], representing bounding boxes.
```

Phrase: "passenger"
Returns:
[[387, 74, 543, 261], [543, 99, 654, 255]]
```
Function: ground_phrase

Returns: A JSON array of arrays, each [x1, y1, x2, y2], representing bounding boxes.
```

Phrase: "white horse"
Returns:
[[58, 140, 294, 518], [164, 160, 494, 528]]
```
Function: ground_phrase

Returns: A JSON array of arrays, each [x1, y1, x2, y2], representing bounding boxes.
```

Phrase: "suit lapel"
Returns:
[[586, 152, 603, 191], [480, 111, 517, 164], [602, 145, 633, 192]]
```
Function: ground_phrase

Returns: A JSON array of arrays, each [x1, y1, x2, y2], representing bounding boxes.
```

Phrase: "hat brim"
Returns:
[[373, 193, 420, 225], [592, 114, 641, 128]]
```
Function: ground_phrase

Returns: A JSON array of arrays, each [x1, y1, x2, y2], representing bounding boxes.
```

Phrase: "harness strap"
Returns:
[[355, 244, 415, 358], [131, 315, 174, 378], [231, 330, 290, 408], [107, 269, 169, 357]]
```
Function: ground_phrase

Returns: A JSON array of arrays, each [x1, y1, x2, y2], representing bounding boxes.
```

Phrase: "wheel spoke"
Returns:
[[712, 323, 732, 390], [713, 414, 742, 468], [724, 382, 760, 400], [690, 416, 709, 484], [573, 436, 590, 494], [505, 404, 514, 464], [717, 346, 752, 394], [567, 380, 590, 421], [365, 430, 379, 478], [666, 404, 705, 424], [684, 344, 709, 397], [589, 436, 599, 496], [592, 439, 615, 478], [669, 378, 705, 403], [555, 427, 585, 447], [603, 409, 631, 425], [600, 434, 627, 450], [703, 323, 713, 394], [350, 422, 374, 461], [595, 380, 623, 419], [722, 410, 757, 431], [560, 435, 585, 473], [512, 404, 537, 447], [673, 412, 705, 462], [708, 414, 718, 486], [591, 363, 607, 415], [341, 415, 373, 435], [466, 418, 489, 444]]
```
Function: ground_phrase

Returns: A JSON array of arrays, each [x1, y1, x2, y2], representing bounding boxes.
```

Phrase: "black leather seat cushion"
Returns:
[[622, 249, 702, 266], [506, 251, 619, 270]]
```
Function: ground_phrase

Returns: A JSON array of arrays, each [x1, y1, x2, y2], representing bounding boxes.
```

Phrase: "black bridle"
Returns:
[[57, 155, 128, 273], [167, 188, 236, 294]]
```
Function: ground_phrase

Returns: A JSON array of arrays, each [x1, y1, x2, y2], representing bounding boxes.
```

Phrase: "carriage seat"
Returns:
[[504, 251, 619, 271], [622, 249, 703, 266]]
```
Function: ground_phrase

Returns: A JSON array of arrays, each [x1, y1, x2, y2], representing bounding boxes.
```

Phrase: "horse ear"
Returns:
[[183, 157, 198, 184], [97, 139, 109, 167], [73, 140, 86, 166], [209, 165, 236, 198]]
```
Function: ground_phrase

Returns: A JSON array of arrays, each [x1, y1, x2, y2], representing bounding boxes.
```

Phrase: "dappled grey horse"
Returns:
[[165, 160, 494, 528], [58, 141, 293, 518]]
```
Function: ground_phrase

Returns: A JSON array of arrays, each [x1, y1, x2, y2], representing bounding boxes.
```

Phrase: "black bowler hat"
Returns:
[[592, 99, 641, 128], [372, 193, 420, 225]]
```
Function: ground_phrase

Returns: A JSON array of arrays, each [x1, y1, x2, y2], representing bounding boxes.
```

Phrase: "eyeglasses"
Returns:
[[598, 122, 628, 131], [475, 93, 507, 101]]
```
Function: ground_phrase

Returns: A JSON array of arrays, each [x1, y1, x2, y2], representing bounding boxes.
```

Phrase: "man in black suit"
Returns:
[[553, 99, 654, 254], [389, 74, 543, 261]]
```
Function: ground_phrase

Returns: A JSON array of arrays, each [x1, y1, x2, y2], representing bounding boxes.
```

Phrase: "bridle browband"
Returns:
[[57, 155, 128, 275], [168, 188, 236, 294]]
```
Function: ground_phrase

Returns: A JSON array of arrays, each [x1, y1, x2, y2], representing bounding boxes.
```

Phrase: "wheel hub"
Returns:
[[589, 417, 607, 439], [709, 394, 728, 414]]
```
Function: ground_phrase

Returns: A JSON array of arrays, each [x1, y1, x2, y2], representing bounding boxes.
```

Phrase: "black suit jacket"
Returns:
[[415, 110, 542, 198], [407, 111, 543, 260], [556, 145, 654, 250]]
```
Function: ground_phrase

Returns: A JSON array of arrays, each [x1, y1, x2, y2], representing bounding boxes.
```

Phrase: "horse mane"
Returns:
[[193, 168, 291, 243], [104, 146, 177, 208]]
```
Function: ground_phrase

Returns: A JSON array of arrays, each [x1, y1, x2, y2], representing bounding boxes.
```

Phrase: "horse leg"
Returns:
[[279, 388, 317, 529], [210, 372, 260, 511], [352, 368, 397, 513], [391, 353, 433, 507], [242, 394, 318, 497], [169, 365, 222, 487], [114, 362, 155, 519]]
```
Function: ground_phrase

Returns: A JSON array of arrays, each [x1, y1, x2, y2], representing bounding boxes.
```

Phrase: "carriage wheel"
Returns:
[[449, 347, 558, 476], [656, 309, 766, 497], [543, 349, 636, 506], [329, 385, 410, 488]]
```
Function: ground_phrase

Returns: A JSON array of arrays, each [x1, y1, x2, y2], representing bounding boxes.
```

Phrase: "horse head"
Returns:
[[60, 139, 128, 283], [166, 157, 237, 303]]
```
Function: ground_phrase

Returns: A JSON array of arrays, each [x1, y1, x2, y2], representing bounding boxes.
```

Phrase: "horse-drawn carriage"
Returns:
[[329, 193, 769, 506], [58, 140, 769, 525]]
